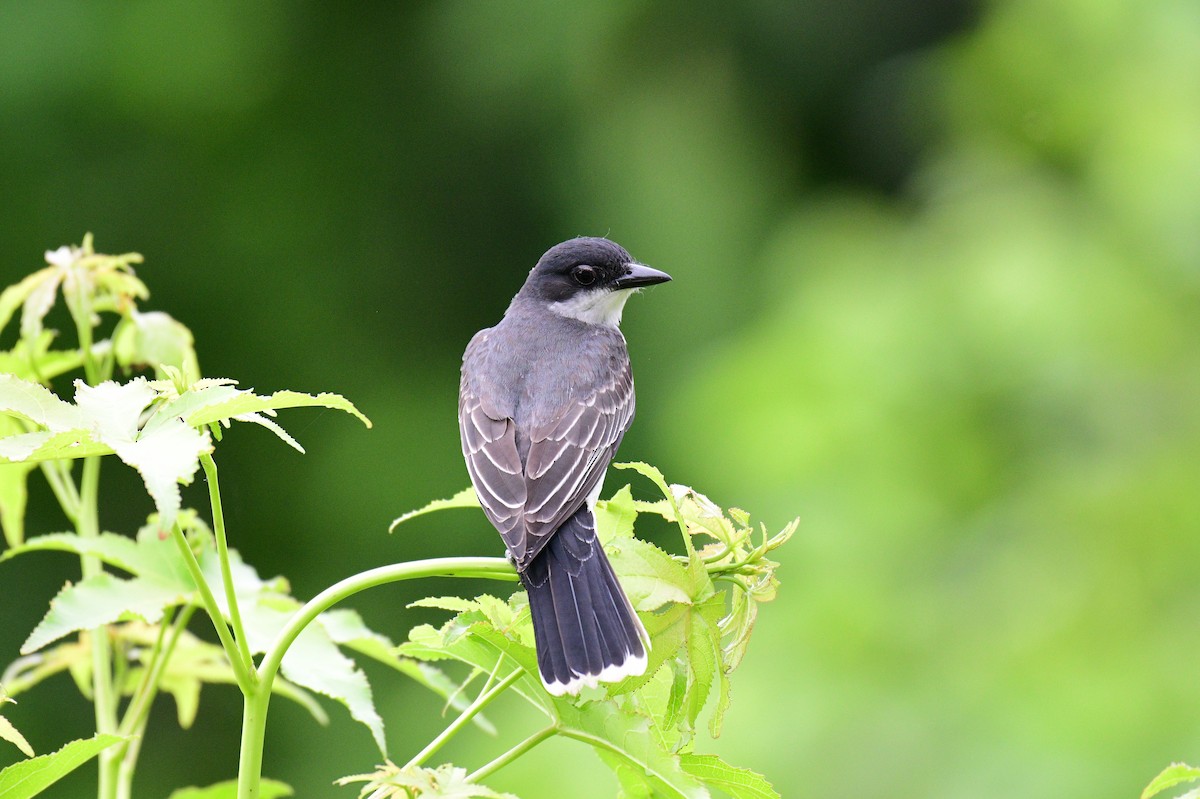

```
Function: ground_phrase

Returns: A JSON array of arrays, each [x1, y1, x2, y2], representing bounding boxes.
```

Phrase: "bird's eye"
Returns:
[[571, 265, 597, 286]]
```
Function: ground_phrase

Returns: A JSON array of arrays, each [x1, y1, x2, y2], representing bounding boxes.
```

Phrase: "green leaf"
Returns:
[[0, 269, 51, 337], [0, 712, 34, 758], [336, 763, 517, 799], [606, 537, 697, 612], [1143, 764, 1200, 799], [0, 430, 113, 465], [0, 415, 33, 546], [21, 573, 188, 654], [113, 310, 200, 384], [596, 484, 638, 542], [0, 733, 125, 799], [319, 608, 494, 732], [389, 487, 479, 531], [239, 598, 388, 756], [678, 754, 780, 799], [555, 702, 709, 799], [166, 778, 293, 799], [183, 387, 372, 430]]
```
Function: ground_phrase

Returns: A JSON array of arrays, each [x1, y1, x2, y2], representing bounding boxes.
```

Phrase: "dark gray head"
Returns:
[[514, 237, 671, 327]]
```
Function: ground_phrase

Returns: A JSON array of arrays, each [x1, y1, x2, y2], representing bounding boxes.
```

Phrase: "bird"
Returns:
[[458, 237, 671, 695]]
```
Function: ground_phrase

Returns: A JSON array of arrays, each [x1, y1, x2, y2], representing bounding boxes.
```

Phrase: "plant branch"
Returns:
[[169, 522, 254, 691], [201, 453, 255, 679], [467, 725, 557, 783], [236, 556, 515, 799], [405, 663, 524, 770], [78, 455, 119, 799]]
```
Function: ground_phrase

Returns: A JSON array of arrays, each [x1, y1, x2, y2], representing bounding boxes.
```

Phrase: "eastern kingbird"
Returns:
[[459, 237, 671, 695]]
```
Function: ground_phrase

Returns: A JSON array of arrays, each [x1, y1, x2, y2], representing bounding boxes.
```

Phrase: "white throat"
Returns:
[[548, 287, 635, 328]]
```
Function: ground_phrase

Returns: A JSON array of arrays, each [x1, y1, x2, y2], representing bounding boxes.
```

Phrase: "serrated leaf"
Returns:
[[606, 538, 696, 613], [113, 310, 200, 384], [0, 415, 33, 546], [0, 429, 112, 465], [184, 388, 371, 430], [1143, 763, 1200, 799], [0, 374, 84, 431], [238, 598, 387, 755], [389, 487, 479, 531], [319, 608, 496, 733], [336, 763, 518, 799], [678, 754, 780, 799], [166, 778, 293, 799], [0, 733, 125, 798], [21, 573, 189, 654], [555, 702, 709, 799], [596, 484, 638, 542], [0, 713, 34, 758]]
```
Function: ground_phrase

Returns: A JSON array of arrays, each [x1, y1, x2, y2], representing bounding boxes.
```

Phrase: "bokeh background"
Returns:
[[2, 0, 1199, 796]]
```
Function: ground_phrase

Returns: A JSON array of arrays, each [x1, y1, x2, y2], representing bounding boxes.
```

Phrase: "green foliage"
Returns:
[[337, 763, 517, 799], [0, 689, 33, 759], [0, 239, 791, 798], [389, 466, 792, 799], [0, 734, 125, 798], [1142, 764, 1200, 799]]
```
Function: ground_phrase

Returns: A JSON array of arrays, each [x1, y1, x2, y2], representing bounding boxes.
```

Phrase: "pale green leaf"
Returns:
[[21, 574, 189, 654], [678, 754, 780, 799], [555, 702, 709, 799], [113, 310, 200, 384], [184, 388, 371, 429], [1143, 763, 1200, 799], [0, 733, 125, 798], [596, 484, 639, 543], [390, 487, 479, 531], [0, 375, 83, 431], [319, 607, 495, 732], [237, 598, 387, 755], [606, 537, 695, 612], [0, 430, 112, 465], [166, 778, 293, 799], [336, 763, 517, 799], [0, 415, 32, 546], [0, 713, 34, 758], [0, 269, 51, 336]]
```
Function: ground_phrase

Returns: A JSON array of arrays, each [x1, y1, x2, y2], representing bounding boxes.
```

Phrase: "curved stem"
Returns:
[[405, 665, 523, 770], [78, 456, 118, 799], [201, 453, 255, 679], [169, 523, 254, 691], [236, 556, 515, 799], [468, 725, 556, 783]]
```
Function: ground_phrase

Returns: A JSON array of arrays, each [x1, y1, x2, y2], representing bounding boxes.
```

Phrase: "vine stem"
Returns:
[[200, 453, 255, 677], [78, 455, 119, 799], [404, 664, 523, 770], [168, 523, 254, 691], [467, 725, 557, 783], [235, 557, 516, 799]]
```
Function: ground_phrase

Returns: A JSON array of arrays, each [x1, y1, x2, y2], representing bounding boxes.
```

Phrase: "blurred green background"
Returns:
[[2, 0, 1199, 796]]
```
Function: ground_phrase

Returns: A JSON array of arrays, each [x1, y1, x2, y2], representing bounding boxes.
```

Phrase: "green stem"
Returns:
[[114, 605, 196, 799], [201, 453, 255, 677], [236, 557, 515, 799], [169, 523, 254, 691], [39, 460, 80, 524], [405, 665, 524, 770], [78, 456, 119, 799], [467, 725, 557, 783]]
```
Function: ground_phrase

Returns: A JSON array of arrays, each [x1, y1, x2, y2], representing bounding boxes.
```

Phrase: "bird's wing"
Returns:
[[459, 387, 528, 557], [517, 358, 635, 569]]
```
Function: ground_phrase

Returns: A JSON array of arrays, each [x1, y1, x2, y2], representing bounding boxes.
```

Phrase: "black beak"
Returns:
[[614, 262, 672, 289]]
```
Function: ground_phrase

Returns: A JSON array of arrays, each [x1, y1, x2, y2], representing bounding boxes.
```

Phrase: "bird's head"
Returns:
[[516, 237, 671, 328]]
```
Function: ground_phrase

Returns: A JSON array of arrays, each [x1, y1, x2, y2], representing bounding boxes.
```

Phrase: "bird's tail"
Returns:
[[521, 506, 649, 695]]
